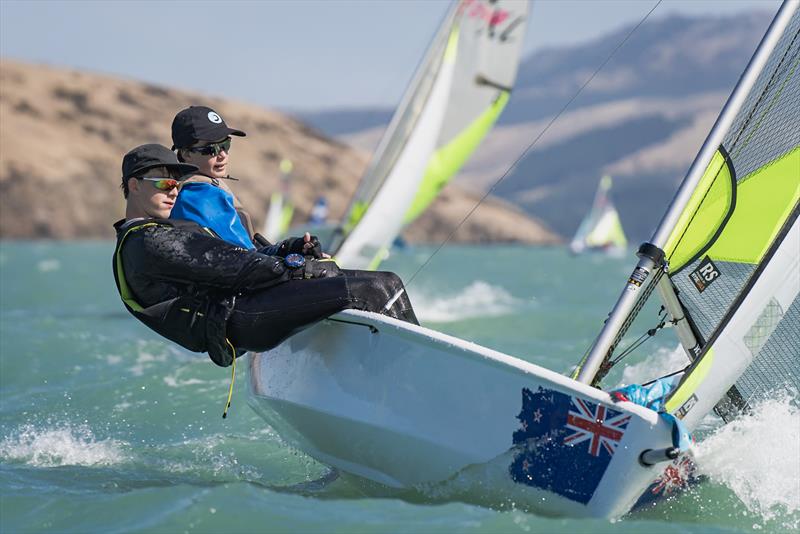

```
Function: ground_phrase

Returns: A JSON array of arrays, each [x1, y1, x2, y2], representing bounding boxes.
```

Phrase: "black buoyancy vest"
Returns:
[[112, 218, 237, 367]]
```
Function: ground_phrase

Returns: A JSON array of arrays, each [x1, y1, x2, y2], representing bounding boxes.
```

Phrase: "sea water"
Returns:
[[1, 241, 797, 533]]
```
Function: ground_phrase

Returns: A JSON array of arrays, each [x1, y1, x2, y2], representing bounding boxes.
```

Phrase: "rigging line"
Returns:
[[641, 365, 690, 387], [610, 316, 666, 366], [402, 0, 664, 287]]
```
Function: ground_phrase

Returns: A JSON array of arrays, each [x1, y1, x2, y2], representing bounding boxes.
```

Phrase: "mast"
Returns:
[[575, 0, 800, 385]]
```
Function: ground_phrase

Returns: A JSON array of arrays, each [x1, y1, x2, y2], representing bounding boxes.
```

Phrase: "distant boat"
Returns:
[[262, 158, 295, 243], [570, 175, 627, 255]]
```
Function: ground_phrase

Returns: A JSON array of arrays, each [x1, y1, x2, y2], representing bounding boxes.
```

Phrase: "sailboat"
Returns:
[[249, 0, 799, 519], [570, 175, 628, 255], [319, 0, 529, 269], [262, 158, 295, 243]]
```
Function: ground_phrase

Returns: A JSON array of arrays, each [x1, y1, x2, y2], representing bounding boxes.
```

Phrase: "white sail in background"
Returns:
[[403, 0, 529, 226], [332, 0, 529, 269], [263, 158, 295, 243], [570, 176, 627, 254]]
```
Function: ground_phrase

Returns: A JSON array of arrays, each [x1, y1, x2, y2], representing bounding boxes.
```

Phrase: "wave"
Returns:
[[412, 281, 522, 323], [36, 259, 61, 272], [0, 423, 128, 467], [694, 391, 800, 527]]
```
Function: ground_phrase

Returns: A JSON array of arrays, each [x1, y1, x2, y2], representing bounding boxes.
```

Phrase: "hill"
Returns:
[[0, 59, 558, 245]]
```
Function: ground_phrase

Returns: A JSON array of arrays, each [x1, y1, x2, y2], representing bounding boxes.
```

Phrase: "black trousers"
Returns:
[[227, 270, 418, 352]]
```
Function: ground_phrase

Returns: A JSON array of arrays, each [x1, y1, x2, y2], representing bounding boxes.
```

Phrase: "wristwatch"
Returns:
[[284, 253, 305, 269]]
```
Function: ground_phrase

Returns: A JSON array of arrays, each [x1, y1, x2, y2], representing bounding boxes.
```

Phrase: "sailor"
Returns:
[[170, 105, 256, 248], [113, 144, 419, 373]]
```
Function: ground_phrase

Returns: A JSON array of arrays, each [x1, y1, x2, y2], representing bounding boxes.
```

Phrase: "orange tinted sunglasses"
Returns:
[[140, 177, 182, 191]]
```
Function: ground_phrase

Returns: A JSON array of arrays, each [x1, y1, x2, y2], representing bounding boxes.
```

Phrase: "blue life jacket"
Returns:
[[171, 182, 255, 250]]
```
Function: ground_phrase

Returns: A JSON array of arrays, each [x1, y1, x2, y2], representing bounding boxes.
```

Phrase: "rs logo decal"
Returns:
[[689, 256, 721, 293]]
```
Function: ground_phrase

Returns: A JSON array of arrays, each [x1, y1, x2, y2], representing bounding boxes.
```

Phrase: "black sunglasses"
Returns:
[[187, 138, 231, 157]]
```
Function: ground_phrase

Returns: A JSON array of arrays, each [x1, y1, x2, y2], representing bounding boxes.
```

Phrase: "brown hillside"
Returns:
[[0, 59, 559, 244]]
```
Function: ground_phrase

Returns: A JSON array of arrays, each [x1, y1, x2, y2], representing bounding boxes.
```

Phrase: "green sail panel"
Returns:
[[403, 91, 510, 224], [706, 146, 799, 265], [663, 149, 734, 272]]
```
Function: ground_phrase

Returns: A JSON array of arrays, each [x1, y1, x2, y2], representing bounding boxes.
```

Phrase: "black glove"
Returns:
[[289, 258, 342, 280], [260, 235, 323, 259], [252, 233, 271, 248], [302, 236, 324, 259]]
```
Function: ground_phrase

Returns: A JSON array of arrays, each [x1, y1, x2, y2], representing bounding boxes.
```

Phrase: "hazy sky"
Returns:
[[0, 0, 779, 111]]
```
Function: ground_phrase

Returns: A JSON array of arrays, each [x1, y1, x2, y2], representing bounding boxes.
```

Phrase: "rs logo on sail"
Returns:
[[689, 256, 722, 293]]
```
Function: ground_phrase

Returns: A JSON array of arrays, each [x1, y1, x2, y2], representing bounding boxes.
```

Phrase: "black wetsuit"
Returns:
[[112, 218, 417, 366]]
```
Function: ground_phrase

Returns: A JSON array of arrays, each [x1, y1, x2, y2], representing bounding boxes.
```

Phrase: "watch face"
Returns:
[[284, 253, 305, 268]]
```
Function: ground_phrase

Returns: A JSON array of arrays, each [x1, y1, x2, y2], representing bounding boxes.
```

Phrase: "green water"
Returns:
[[1, 242, 797, 533]]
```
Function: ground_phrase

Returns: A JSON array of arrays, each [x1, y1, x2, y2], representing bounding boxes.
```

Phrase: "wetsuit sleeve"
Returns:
[[138, 224, 288, 292]]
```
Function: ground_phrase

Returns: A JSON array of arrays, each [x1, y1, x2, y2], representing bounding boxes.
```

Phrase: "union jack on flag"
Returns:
[[563, 397, 631, 457]]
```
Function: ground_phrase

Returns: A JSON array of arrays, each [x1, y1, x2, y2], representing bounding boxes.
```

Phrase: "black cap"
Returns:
[[121, 144, 198, 181], [171, 106, 246, 149]]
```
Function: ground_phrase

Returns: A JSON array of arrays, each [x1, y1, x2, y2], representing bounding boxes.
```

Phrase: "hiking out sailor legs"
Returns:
[[226, 269, 419, 353]]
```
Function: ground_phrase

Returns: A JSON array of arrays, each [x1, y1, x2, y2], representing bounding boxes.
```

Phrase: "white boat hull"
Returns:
[[248, 310, 679, 518]]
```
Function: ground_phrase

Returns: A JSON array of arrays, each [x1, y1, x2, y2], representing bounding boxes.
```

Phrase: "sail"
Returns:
[[263, 159, 295, 242], [570, 176, 628, 253], [332, 0, 528, 269], [574, 2, 799, 432], [402, 0, 529, 225], [662, 5, 800, 426], [330, 3, 460, 269]]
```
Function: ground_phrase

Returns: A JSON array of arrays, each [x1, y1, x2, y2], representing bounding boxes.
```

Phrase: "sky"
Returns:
[[0, 0, 780, 112]]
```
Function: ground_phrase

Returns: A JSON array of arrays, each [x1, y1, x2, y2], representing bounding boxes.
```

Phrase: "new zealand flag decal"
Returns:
[[509, 387, 631, 504]]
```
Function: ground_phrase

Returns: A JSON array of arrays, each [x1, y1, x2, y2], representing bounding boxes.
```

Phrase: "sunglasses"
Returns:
[[187, 138, 231, 157], [140, 177, 182, 191]]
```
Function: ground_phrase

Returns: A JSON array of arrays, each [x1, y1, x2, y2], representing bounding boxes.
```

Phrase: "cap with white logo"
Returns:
[[171, 105, 246, 149]]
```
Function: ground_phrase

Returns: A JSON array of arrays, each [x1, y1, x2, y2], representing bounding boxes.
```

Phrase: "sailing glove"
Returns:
[[260, 235, 323, 259], [289, 258, 342, 280]]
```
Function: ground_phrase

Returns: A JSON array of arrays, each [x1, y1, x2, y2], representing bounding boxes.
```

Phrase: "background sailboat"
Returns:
[[262, 158, 296, 243], [326, 0, 529, 269], [569, 175, 627, 255]]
